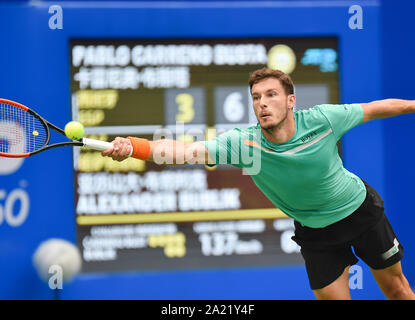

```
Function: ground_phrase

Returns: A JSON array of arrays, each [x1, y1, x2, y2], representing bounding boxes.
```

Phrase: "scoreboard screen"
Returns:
[[70, 38, 339, 273]]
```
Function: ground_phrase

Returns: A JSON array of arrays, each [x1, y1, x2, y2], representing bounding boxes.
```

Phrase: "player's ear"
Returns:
[[287, 94, 296, 110]]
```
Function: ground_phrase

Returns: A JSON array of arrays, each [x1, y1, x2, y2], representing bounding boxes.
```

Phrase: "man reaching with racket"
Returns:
[[102, 67, 415, 300]]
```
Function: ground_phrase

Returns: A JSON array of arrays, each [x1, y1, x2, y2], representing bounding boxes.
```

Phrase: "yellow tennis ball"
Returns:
[[64, 121, 84, 140]]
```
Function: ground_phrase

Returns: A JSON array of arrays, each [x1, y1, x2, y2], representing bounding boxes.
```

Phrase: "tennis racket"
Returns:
[[0, 98, 114, 158]]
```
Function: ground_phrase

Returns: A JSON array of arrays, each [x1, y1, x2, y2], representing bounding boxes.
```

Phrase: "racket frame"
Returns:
[[1, 98, 86, 158]]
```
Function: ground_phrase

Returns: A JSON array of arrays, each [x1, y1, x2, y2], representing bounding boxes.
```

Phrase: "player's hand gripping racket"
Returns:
[[0, 98, 114, 158]]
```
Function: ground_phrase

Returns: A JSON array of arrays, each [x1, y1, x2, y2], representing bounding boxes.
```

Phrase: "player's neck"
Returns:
[[261, 111, 295, 144]]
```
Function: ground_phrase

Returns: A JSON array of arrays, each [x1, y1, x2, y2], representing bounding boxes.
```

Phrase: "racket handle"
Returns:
[[82, 138, 113, 151], [82, 138, 133, 157]]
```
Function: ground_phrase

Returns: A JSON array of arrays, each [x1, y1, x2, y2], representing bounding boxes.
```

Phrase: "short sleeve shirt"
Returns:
[[201, 104, 366, 228]]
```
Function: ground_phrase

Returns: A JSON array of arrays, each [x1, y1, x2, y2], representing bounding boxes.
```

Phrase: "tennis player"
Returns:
[[102, 67, 415, 300]]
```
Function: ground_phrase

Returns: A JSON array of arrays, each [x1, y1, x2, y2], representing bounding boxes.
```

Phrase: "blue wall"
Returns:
[[0, 0, 413, 300], [381, 0, 415, 291]]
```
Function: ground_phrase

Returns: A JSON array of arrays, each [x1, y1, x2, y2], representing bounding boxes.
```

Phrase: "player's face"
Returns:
[[251, 78, 295, 131]]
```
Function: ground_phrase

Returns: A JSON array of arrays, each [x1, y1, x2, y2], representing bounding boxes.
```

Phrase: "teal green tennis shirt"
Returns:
[[201, 104, 366, 228]]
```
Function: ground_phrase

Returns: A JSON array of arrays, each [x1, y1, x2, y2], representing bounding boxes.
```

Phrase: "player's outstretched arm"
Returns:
[[101, 136, 214, 165], [361, 99, 415, 123]]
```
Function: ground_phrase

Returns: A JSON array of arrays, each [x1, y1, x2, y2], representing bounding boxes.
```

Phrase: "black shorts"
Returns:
[[291, 180, 404, 290]]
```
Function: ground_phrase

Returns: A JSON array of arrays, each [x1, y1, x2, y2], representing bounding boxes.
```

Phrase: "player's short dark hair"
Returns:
[[249, 67, 294, 95]]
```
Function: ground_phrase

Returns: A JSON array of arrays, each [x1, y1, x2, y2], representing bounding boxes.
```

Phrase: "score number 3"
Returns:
[[175, 93, 195, 123]]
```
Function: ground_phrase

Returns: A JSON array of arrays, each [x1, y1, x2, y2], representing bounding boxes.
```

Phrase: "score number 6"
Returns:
[[175, 93, 195, 123]]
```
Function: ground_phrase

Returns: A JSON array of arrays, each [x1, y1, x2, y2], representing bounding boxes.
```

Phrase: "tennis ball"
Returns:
[[64, 121, 84, 140], [33, 238, 82, 283]]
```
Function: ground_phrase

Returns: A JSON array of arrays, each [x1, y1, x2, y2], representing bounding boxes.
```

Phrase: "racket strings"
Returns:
[[0, 102, 47, 154]]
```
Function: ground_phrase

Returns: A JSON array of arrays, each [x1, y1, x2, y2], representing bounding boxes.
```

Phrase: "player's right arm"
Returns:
[[101, 137, 215, 165]]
